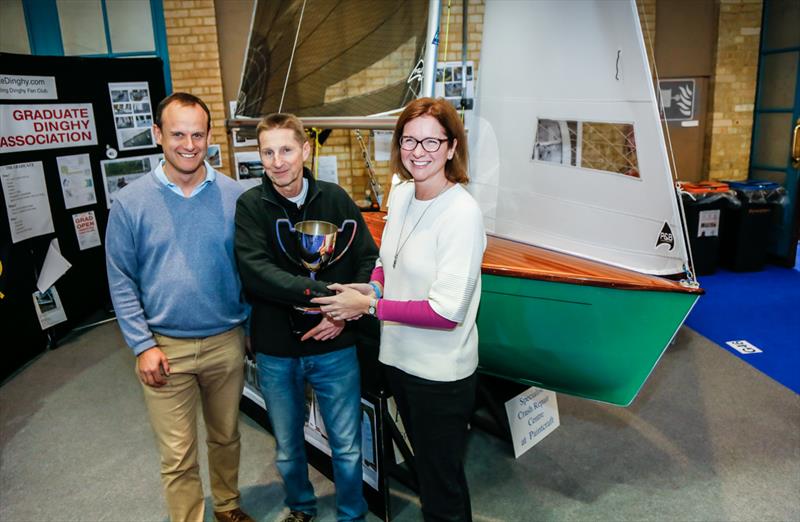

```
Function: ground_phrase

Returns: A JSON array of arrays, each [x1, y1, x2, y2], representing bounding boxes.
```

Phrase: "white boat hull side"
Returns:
[[468, 0, 690, 276]]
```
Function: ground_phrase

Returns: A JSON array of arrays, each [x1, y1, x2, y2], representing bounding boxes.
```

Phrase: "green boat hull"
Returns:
[[477, 274, 700, 406]]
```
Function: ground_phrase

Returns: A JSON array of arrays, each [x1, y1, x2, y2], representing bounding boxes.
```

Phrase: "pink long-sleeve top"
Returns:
[[369, 266, 457, 329]]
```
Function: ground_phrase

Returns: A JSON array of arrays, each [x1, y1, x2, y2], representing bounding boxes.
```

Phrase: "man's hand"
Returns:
[[136, 347, 170, 387], [300, 315, 345, 341]]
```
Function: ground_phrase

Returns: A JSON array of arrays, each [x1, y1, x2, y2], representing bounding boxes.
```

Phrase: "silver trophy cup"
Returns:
[[275, 218, 357, 313]]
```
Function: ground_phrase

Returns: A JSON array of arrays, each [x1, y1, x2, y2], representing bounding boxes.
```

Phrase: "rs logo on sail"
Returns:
[[656, 223, 675, 250]]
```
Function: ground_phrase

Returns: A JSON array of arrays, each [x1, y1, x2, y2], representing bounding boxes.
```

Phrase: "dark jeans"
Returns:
[[385, 365, 478, 522]]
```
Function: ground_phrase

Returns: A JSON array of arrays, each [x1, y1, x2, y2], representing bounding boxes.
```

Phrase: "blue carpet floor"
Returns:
[[685, 249, 800, 394]]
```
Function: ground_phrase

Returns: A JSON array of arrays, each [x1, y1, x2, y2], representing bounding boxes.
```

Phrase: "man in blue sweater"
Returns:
[[105, 93, 253, 522]]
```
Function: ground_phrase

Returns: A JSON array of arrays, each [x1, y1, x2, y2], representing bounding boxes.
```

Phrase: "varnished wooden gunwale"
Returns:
[[361, 211, 702, 295]]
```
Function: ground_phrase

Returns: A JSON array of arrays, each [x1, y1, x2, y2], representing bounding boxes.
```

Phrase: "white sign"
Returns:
[[72, 211, 101, 250], [505, 386, 560, 458], [32, 286, 68, 329], [0, 104, 98, 153], [697, 209, 720, 237], [726, 340, 763, 354], [0, 74, 58, 100], [57, 153, 97, 209], [317, 155, 338, 184], [37, 238, 72, 293], [108, 82, 155, 151], [373, 130, 393, 162], [0, 161, 55, 243]]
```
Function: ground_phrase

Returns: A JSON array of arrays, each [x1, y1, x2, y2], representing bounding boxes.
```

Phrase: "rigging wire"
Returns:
[[279, 0, 308, 113], [442, 0, 452, 61], [639, 4, 698, 285]]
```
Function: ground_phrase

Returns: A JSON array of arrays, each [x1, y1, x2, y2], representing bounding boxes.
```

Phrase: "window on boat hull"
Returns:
[[533, 119, 640, 178]]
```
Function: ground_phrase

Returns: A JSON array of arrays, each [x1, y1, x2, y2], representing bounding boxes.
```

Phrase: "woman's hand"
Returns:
[[312, 283, 372, 321]]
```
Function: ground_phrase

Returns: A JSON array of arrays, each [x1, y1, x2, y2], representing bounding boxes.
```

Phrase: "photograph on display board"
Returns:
[[32, 286, 68, 329], [234, 151, 263, 189], [108, 82, 156, 151], [207, 144, 223, 168], [434, 60, 475, 111], [232, 127, 258, 147], [100, 154, 162, 209]]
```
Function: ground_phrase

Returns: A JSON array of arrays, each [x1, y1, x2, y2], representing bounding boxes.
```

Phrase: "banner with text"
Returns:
[[0, 103, 98, 153]]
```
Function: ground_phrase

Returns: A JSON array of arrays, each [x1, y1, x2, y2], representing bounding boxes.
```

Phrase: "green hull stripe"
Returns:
[[477, 274, 699, 406]]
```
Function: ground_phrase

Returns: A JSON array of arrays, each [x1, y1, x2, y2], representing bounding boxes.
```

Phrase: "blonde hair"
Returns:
[[256, 113, 307, 147]]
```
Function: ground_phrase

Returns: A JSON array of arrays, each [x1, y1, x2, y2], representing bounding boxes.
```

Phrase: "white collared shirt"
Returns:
[[154, 160, 216, 197]]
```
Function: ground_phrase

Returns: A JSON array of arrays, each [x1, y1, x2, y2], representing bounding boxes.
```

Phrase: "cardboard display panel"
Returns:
[[0, 53, 166, 380]]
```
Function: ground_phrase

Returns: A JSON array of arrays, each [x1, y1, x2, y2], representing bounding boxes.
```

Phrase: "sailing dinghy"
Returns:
[[232, 0, 703, 406]]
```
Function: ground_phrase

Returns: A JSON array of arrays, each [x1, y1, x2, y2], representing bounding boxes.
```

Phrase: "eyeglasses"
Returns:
[[399, 136, 449, 153]]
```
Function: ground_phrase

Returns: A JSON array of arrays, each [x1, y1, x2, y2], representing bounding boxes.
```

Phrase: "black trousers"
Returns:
[[385, 364, 478, 522]]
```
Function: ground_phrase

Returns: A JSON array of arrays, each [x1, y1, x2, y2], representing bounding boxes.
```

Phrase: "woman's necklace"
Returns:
[[392, 181, 450, 268]]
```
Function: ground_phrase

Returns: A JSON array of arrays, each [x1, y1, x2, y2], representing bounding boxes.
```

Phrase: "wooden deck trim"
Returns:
[[362, 212, 702, 295]]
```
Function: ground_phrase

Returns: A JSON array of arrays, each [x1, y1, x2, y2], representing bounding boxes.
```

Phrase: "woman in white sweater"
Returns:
[[314, 98, 486, 521]]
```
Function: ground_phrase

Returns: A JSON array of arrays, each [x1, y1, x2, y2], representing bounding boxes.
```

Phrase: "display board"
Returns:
[[0, 53, 166, 381]]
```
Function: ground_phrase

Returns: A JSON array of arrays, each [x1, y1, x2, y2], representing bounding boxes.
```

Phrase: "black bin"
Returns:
[[678, 181, 735, 275], [720, 180, 783, 271]]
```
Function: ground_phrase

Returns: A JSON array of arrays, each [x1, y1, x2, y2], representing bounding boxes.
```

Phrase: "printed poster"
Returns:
[[0, 104, 97, 153], [33, 286, 68, 329], [435, 60, 475, 111], [0, 161, 55, 243], [316, 155, 338, 185], [100, 154, 162, 209], [373, 130, 393, 162], [108, 82, 156, 151], [72, 211, 101, 250], [57, 153, 97, 209], [234, 151, 263, 190]]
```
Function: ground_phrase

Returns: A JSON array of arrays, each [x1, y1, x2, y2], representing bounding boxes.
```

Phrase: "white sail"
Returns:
[[467, 0, 690, 276]]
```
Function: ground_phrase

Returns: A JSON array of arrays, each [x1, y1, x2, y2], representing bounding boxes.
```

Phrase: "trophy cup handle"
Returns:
[[275, 218, 304, 267], [327, 219, 358, 266]]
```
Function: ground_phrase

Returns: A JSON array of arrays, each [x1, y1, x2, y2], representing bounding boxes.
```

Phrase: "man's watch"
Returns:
[[368, 298, 378, 317]]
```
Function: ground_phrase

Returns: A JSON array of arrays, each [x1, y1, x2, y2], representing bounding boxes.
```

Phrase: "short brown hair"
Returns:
[[155, 92, 211, 131], [390, 97, 469, 184], [256, 113, 307, 148]]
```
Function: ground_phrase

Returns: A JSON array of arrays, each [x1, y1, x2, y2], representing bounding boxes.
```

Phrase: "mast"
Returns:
[[421, 0, 441, 98]]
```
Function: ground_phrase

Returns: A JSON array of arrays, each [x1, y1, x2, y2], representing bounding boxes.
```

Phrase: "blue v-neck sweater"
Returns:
[[106, 169, 247, 355]]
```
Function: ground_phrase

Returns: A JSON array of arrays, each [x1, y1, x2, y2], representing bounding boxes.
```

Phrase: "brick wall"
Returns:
[[705, 0, 762, 181], [163, 0, 230, 176]]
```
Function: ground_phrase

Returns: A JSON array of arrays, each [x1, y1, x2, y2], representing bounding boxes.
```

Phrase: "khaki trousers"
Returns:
[[141, 326, 245, 522]]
